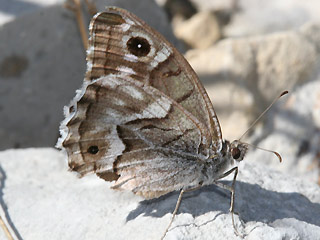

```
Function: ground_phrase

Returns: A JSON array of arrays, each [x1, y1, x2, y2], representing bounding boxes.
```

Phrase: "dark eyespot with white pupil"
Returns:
[[127, 37, 151, 57], [231, 147, 241, 160], [88, 145, 99, 155]]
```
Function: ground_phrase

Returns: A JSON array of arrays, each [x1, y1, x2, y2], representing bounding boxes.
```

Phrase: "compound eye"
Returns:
[[231, 147, 241, 160]]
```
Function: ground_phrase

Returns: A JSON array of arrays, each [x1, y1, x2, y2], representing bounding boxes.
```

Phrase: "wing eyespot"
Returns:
[[88, 145, 99, 155], [126, 37, 151, 57]]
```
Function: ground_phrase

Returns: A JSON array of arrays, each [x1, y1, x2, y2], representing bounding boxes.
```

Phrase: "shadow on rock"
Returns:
[[237, 181, 320, 227], [0, 166, 23, 240], [126, 181, 320, 228]]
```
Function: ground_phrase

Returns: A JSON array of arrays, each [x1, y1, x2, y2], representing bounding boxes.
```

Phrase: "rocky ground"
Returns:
[[1, 148, 319, 240], [0, 0, 320, 239]]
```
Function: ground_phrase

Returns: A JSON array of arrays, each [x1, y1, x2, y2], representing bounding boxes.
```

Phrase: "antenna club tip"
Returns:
[[274, 151, 282, 163], [280, 91, 289, 97]]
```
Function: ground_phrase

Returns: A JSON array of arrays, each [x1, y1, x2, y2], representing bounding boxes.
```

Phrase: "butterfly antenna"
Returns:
[[245, 143, 282, 162], [238, 90, 288, 142], [238, 91, 288, 163]]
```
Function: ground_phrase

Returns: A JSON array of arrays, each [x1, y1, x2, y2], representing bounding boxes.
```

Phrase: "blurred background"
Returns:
[[0, 0, 319, 184]]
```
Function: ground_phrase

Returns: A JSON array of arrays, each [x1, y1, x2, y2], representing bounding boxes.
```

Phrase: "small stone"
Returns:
[[174, 11, 221, 49]]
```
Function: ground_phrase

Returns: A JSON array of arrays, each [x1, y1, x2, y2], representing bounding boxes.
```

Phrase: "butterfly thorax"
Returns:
[[201, 140, 248, 186]]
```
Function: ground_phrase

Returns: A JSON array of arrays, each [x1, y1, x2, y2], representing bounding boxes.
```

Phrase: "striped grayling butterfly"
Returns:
[[57, 6, 283, 239]]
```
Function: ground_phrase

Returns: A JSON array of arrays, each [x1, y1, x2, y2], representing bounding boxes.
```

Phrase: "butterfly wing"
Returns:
[[60, 75, 208, 198], [86, 7, 223, 152], [58, 8, 223, 198]]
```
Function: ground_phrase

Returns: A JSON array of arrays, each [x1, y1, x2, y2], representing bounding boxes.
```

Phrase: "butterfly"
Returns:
[[57, 6, 251, 238]]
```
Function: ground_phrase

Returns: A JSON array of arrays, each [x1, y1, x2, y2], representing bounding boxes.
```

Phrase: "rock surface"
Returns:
[[223, 0, 320, 37], [0, 148, 319, 240], [189, 0, 236, 12], [185, 22, 320, 141], [247, 79, 320, 184], [173, 11, 221, 49], [0, 0, 64, 25]]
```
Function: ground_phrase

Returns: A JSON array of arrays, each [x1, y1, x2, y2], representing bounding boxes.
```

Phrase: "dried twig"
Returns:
[[0, 215, 14, 240], [65, 0, 88, 50], [85, 0, 98, 16]]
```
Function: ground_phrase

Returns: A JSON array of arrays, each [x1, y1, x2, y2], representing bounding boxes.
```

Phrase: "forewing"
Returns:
[[86, 7, 223, 152]]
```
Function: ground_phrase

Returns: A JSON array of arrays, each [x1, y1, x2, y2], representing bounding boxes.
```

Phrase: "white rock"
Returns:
[[224, 0, 320, 37], [174, 11, 221, 49], [0, 148, 319, 239], [190, 0, 236, 12], [247, 79, 320, 184], [187, 22, 320, 140], [205, 81, 253, 141], [188, 23, 320, 103]]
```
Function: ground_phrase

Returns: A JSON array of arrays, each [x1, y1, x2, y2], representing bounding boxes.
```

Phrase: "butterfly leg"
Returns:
[[160, 189, 184, 240], [213, 167, 244, 237], [161, 185, 203, 240]]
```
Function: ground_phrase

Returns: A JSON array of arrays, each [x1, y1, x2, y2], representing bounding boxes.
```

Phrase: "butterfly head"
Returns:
[[228, 140, 248, 162]]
